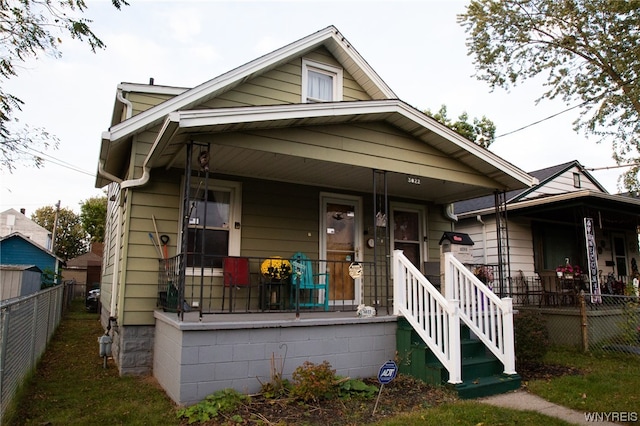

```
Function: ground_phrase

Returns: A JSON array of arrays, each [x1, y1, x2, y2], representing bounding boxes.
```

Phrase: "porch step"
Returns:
[[449, 373, 522, 399], [396, 317, 521, 399]]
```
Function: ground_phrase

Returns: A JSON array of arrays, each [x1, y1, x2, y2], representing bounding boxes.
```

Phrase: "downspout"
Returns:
[[110, 205, 123, 317], [477, 215, 488, 265], [117, 89, 133, 120], [444, 203, 458, 229], [98, 134, 153, 323], [100, 90, 146, 328]]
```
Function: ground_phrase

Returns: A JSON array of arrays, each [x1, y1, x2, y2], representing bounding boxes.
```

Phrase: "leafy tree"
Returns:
[[425, 105, 496, 148], [80, 195, 107, 243], [0, 0, 129, 171], [458, 0, 640, 192], [32, 205, 88, 261]]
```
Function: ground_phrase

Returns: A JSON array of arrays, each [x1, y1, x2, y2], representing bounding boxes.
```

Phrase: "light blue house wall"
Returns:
[[0, 234, 58, 275]]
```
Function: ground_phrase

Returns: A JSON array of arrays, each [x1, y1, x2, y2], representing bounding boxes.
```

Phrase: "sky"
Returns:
[[0, 0, 627, 215]]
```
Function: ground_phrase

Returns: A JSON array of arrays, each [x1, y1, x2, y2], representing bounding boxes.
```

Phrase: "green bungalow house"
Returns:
[[95, 26, 537, 405]]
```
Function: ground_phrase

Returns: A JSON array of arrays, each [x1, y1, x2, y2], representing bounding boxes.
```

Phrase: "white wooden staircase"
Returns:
[[393, 251, 520, 398]]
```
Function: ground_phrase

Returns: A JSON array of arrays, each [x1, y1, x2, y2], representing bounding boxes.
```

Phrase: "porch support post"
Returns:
[[500, 297, 517, 375], [179, 142, 193, 319], [372, 170, 378, 310]]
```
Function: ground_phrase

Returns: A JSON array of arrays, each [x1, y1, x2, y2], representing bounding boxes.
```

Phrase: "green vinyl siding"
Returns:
[[202, 121, 496, 187], [198, 47, 370, 109], [427, 209, 454, 261], [120, 173, 181, 325], [241, 179, 320, 259], [127, 92, 177, 116]]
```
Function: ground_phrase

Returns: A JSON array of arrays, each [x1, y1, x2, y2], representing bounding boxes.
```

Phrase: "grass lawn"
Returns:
[[5, 300, 638, 425], [5, 300, 178, 425], [527, 346, 640, 414], [370, 401, 574, 425]]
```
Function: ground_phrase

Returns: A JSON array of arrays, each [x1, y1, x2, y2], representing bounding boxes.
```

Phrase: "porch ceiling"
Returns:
[[198, 144, 491, 203], [144, 100, 537, 204]]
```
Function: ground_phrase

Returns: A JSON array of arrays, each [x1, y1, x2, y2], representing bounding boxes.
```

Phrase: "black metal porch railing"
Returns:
[[509, 273, 634, 308], [157, 254, 391, 316]]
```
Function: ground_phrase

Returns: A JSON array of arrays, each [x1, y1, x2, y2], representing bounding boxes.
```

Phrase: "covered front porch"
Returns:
[[153, 250, 522, 405]]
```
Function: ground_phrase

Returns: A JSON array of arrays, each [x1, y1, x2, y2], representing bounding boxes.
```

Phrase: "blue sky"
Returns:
[[0, 0, 623, 214]]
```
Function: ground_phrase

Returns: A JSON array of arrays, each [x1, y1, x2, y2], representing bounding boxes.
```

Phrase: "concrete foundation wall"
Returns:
[[153, 312, 398, 406], [100, 307, 155, 376]]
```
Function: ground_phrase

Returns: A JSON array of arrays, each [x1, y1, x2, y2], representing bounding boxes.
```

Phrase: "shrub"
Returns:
[[514, 310, 549, 364], [176, 388, 248, 424], [337, 378, 378, 400], [290, 360, 337, 402]]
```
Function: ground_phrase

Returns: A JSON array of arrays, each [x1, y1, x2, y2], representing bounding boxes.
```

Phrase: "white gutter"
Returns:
[[444, 203, 458, 223], [116, 89, 133, 120], [98, 160, 122, 184]]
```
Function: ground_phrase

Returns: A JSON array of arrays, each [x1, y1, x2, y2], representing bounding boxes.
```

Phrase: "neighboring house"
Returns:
[[96, 26, 537, 404], [0, 233, 62, 296], [454, 160, 640, 298], [62, 242, 104, 298], [0, 265, 42, 301], [0, 208, 52, 250]]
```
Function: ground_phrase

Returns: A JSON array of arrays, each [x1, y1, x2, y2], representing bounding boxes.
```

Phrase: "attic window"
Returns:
[[301, 59, 343, 103], [573, 172, 581, 188]]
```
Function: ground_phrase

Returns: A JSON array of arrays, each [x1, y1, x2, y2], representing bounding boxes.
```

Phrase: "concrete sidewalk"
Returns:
[[477, 390, 620, 425]]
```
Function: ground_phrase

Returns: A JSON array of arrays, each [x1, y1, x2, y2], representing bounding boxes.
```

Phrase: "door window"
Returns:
[[321, 195, 361, 304]]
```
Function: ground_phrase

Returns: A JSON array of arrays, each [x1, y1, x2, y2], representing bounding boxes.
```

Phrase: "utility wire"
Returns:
[[16, 146, 95, 177], [494, 98, 591, 139]]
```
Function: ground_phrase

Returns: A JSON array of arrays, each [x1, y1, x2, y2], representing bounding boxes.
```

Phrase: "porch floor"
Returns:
[[155, 309, 396, 330]]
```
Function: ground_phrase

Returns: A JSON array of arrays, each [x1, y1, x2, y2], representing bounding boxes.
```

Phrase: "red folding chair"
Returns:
[[222, 257, 251, 312]]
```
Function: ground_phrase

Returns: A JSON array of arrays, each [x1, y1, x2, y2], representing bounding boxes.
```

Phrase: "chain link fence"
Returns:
[[0, 284, 67, 423], [519, 293, 640, 354]]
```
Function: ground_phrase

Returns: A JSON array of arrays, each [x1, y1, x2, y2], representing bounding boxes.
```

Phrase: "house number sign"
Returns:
[[407, 176, 421, 185]]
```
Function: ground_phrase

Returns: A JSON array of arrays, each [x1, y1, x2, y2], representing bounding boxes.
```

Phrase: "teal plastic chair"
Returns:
[[289, 252, 329, 311]]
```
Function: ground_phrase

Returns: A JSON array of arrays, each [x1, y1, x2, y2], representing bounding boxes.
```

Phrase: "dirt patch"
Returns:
[[182, 374, 456, 425], [517, 362, 583, 383], [182, 363, 582, 425]]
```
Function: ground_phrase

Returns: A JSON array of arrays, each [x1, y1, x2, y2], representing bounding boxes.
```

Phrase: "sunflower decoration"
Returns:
[[261, 257, 291, 281]]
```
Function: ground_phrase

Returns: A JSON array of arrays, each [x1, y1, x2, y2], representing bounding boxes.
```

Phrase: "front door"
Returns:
[[321, 194, 362, 305], [391, 205, 425, 270]]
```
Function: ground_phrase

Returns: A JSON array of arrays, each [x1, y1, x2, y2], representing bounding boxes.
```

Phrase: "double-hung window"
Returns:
[[301, 59, 343, 103], [185, 180, 241, 270]]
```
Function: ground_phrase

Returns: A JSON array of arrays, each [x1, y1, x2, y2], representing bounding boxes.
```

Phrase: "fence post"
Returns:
[[580, 294, 589, 352]]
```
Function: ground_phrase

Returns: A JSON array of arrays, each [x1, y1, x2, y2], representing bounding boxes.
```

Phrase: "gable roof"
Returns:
[[97, 26, 538, 202], [99, 26, 395, 157], [454, 160, 608, 214], [0, 208, 51, 245], [0, 232, 62, 262]]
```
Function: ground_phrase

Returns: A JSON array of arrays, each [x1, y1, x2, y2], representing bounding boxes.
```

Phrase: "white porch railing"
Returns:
[[444, 252, 516, 375], [393, 250, 462, 384], [393, 250, 517, 385]]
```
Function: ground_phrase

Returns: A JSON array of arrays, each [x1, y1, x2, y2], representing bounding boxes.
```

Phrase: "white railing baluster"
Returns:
[[393, 250, 516, 384]]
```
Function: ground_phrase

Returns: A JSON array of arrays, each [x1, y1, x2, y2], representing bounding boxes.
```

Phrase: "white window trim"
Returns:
[[301, 58, 343, 103], [181, 178, 242, 276], [573, 172, 581, 188]]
